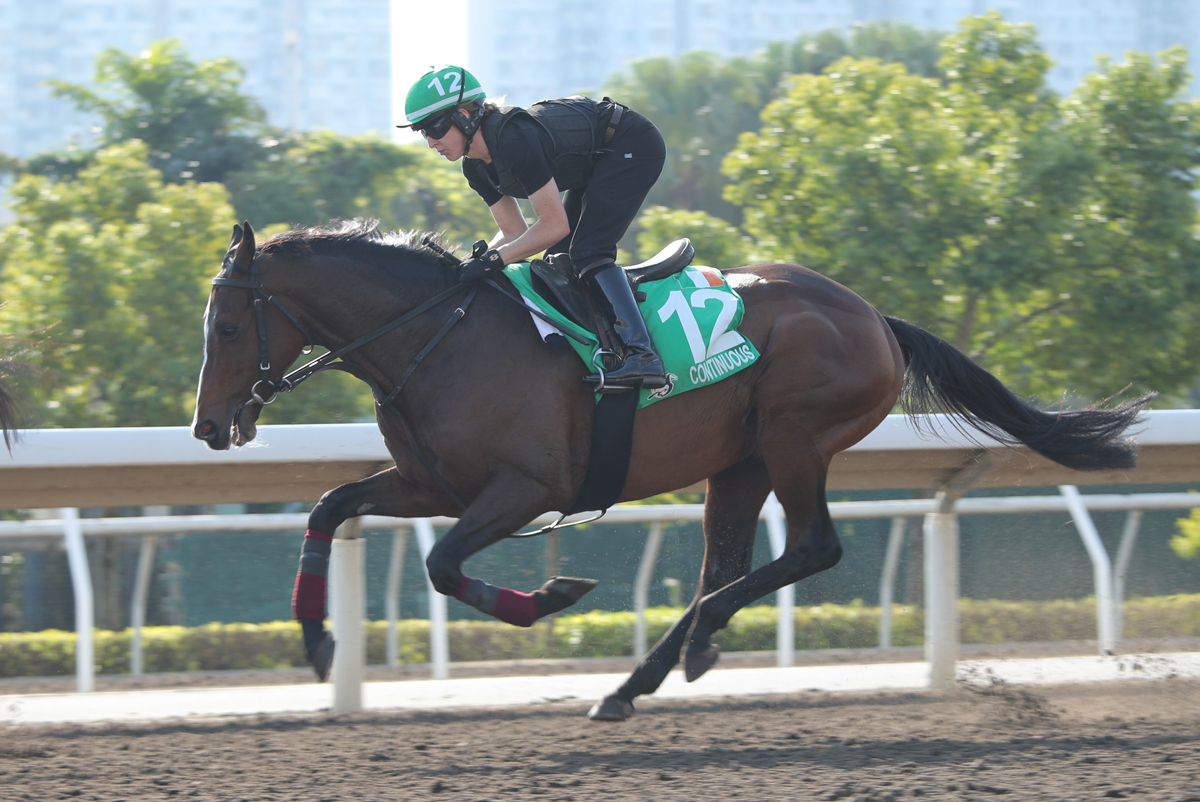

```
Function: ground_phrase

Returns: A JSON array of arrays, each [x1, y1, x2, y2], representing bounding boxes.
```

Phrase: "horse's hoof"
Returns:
[[588, 695, 635, 721], [536, 576, 599, 617], [545, 576, 598, 602], [684, 643, 720, 683], [309, 632, 335, 682]]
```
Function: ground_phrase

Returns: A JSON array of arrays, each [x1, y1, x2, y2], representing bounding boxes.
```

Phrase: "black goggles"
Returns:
[[417, 111, 455, 140]]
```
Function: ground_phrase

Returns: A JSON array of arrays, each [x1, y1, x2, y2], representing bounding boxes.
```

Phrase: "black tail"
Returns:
[[0, 370, 20, 453], [884, 316, 1153, 471]]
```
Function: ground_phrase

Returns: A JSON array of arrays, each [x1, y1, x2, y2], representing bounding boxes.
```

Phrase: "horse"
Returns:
[[192, 219, 1150, 721]]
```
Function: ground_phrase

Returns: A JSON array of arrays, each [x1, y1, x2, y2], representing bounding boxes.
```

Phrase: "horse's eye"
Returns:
[[218, 325, 238, 340]]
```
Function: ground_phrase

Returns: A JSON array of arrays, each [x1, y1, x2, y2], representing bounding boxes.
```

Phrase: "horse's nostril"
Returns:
[[196, 419, 218, 441]]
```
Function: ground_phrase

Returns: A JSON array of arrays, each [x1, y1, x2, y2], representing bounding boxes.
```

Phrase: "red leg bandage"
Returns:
[[493, 588, 539, 627], [456, 575, 539, 628], [291, 529, 333, 620]]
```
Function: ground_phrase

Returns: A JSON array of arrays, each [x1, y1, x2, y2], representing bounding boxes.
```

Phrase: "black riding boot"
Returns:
[[582, 263, 667, 391]]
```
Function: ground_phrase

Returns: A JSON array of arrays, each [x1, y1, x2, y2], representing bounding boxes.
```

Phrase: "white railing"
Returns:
[[2, 489, 1198, 705]]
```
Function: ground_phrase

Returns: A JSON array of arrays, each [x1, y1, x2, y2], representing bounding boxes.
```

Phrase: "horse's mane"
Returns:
[[259, 218, 458, 272]]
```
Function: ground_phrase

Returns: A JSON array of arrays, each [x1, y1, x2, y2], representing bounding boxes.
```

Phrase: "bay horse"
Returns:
[[192, 219, 1149, 721]]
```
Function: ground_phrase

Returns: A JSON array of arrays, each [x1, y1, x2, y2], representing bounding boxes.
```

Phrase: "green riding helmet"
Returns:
[[404, 65, 486, 127]]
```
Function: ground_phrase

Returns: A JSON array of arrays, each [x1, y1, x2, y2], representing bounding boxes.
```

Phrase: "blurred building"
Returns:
[[468, 0, 1200, 106], [0, 0, 392, 160]]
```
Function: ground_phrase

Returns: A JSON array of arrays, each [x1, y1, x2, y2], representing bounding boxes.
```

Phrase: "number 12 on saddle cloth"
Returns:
[[503, 263, 761, 408]]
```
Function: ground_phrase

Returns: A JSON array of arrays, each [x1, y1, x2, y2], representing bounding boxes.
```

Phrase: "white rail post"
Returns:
[[1113, 510, 1142, 643], [1060, 485, 1117, 655], [633, 522, 665, 659], [924, 496, 959, 689], [763, 493, 794, 668], [923, 453, 998, 689], [129, 534, 158, 675], [413, 519, 449, 680], [330, 518, 364, 714], [879, 517, 906, 649], [385, 527, 408, 668], [61, 508, 94, 693]]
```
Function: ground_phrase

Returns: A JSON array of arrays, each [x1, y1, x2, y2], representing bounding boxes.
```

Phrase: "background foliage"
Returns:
[[2, 12, 1199, 426], [3, 594, 1198, 678], [0, 43, 492, 428], [705, 14, 1200, 400]]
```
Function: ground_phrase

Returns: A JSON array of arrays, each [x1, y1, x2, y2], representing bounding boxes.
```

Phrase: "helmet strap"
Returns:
[[455, 108, 486, 157]]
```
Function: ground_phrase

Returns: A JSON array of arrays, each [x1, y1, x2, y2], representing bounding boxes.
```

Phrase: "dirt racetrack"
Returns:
[[3, 678, 1198, 802]]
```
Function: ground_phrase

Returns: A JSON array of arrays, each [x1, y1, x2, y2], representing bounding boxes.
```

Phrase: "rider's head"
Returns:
[[401, 66, 489, 160]]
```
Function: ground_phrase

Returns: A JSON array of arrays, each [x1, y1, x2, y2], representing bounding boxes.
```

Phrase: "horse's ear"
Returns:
[[232, 220, 256, 273], [229, 224, 243, 250]]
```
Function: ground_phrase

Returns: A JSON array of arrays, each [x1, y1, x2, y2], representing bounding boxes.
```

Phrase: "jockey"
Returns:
[[401, 65, 667, 392]]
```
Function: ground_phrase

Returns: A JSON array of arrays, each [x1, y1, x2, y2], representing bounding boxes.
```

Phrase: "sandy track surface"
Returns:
[[3, 678, 1198, 801]]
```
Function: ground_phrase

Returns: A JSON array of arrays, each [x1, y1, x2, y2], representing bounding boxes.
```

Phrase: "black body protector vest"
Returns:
[[476, 96, 616, 199]]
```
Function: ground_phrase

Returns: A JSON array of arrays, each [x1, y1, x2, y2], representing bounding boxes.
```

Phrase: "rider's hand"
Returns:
[[459, 248, 505, 282]]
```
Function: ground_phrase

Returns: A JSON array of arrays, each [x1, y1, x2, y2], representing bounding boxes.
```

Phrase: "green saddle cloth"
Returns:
[[503, 262, 761, 409]]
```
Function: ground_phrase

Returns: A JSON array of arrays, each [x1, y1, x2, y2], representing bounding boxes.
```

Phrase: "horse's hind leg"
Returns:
[[683, 443, 841, 682], [588, 456, 772, 721]]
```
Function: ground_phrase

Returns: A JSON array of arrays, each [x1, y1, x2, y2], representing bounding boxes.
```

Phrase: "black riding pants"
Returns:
[[546, 109, 666, 275]]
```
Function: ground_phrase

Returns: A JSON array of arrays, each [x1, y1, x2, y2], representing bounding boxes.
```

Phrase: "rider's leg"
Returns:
[[580, 258, 666, 390], [568, 111, 667, 390]]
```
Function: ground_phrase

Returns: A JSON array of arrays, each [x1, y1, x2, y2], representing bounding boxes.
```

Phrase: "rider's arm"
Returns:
[[490, 178, 570, 265], [486, 196, 528, 251]]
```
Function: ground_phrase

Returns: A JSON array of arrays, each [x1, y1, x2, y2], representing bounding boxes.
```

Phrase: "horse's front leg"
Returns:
[[294, 467, 449, 680], [424, 466, 597, 627]]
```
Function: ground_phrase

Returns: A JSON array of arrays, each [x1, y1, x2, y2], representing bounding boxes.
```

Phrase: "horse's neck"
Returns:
[[283, 254, 456, 361]]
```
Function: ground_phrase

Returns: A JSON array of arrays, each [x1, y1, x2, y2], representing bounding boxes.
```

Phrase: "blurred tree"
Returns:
[[607, 21, 946, 227], [227, 131, 417, 228], [1175, 509, 1200, 560], [1019, 47, 1200, 402], [45, 39, 267, 185], [228, 136, 495, 250], [0, 141, 375, 427], [0, 153, 21, 179], [607, 51, 763, 223], [38, 39, 494, 248], [722, 12, 1200, 400], [637, 206, 748, 269], [0, 42, 502, 432], [384, 145, 498, 248]]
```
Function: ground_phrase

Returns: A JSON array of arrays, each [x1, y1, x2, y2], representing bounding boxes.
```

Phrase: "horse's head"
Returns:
[[192, 222, 308, 450]]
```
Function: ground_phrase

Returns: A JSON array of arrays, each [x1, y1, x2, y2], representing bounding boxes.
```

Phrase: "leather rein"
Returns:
[[211, 251, 478, 511]]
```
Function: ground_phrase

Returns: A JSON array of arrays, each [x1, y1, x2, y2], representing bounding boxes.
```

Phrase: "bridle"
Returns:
[[210, 249, 478, 510], [211, 257, 316, 408]]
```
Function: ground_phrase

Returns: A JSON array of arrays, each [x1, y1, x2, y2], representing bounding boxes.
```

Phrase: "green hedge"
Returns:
[[2, 594, 1198, 679]]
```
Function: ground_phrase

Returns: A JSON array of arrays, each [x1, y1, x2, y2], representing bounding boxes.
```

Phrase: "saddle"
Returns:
[[528, 239, 696, 335]]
